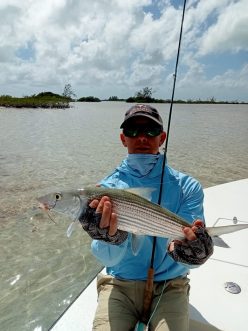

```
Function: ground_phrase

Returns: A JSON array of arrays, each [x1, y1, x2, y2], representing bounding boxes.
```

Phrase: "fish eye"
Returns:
[[55, 193, 62, 200]]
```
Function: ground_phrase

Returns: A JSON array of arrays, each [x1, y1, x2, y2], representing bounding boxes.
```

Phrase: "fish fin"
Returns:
[[67, 221, 78, 237], [212, 236, 230, 248], [125, 187, 155, 201], [207, 224, 248, 237], [131, 234, 145, 255]]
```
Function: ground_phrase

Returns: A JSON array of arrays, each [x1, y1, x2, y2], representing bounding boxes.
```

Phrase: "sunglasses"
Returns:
[[123, 126, 162, 138]]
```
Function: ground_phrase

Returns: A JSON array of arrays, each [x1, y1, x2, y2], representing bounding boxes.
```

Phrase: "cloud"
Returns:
[[0, 0, 247, 100], [176, 60, 248, 102], [198, 0, 248, 54]]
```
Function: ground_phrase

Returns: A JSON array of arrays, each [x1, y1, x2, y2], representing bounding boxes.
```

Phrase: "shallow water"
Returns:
[[0, 102, 247, 330]]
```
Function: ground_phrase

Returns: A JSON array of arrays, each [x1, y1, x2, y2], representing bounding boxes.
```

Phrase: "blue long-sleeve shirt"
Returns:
[[91, 154, 204, 281]]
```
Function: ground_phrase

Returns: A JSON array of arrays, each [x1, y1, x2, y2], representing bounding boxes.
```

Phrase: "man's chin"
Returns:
[[134, 149, 153, 154]]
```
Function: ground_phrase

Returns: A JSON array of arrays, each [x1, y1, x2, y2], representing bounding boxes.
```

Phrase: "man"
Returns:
[[80, 104, 213, 331]]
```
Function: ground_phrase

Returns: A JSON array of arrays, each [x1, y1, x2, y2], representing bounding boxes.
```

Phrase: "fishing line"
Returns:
[[146, 280, 167, 326], [47, 211, 57, 224], [141, 0, 188, 326]]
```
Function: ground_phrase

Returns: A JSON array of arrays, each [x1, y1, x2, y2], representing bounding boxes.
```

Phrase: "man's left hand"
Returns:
[[168, 220, 214, 265]]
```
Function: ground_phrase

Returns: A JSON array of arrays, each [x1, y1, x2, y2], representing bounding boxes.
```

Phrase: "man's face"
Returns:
[[120, 117, 166, 154]]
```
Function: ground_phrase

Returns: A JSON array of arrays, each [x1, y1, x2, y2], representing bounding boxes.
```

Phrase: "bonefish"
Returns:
[[37, 186, 248, 242]]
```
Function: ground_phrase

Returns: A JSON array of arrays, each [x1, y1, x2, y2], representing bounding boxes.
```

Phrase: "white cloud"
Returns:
[[210, 63, 248, 90], [176, 61, 248, 102], [198, 0, 248, 54], [0, 0, 247, 100]]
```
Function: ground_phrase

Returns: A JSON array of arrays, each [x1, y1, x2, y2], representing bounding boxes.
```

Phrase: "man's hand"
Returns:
[[90, 196, 118, 236], [168, 220, 213, 265], [79, 196, 128, 245]]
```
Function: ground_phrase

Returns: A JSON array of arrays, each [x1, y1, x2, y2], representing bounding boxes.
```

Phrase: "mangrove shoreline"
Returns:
[[0, 90, 247, 109]]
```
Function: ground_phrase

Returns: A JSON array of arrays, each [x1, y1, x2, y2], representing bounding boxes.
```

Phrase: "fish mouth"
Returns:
[[38, 201, 56, 211]]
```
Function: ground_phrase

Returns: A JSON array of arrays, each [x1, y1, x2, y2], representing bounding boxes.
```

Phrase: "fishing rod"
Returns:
[[159, 0, 187, 204], [141, 0, 188, 326]]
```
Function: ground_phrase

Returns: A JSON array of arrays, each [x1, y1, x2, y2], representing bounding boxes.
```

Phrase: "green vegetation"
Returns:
[[0, 92, 70, 108], [0, 86, 246, 108], [126, 87, 165, 103], [62, 84, 76, 100], [77, 96, 101, 102], [107, 96, 126, 101], [108, 96, 119, 101], [164, 98, 244, 104], [125, 87, 247, 104]]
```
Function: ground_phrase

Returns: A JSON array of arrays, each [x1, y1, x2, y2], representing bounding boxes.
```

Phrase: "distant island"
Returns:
[[0, 86, 247, 108], [114, 87, 247, 104], [77, 96, 101, 102], [0, 92, 71, 109]]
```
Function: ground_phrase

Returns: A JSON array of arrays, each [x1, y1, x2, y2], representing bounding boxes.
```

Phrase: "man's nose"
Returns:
[[137, 133, 148, 142]]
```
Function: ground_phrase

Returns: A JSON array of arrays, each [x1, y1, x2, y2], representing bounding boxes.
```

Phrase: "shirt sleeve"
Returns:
[[91, 236, 129, 267], [177, 177, 205, 224]]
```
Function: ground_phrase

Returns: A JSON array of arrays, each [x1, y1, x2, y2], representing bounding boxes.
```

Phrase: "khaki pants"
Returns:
[[92, 274, 190, 331]]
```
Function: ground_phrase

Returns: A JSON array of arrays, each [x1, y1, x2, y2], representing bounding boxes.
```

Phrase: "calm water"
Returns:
[[0, 102, 248, 330]]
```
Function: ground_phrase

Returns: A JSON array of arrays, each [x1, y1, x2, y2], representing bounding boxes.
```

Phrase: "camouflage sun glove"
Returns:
[[78, 205, 128, 245], [168, 226, 214, 265]]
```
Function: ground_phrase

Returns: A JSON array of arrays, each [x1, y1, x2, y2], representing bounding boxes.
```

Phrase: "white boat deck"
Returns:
[[51, 179, 248, 331], [189, 178, 248, 331]]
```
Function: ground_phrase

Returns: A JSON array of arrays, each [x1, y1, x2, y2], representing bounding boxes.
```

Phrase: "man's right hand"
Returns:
[[79, 196, 128, 245], [89, 196, 118, 236]]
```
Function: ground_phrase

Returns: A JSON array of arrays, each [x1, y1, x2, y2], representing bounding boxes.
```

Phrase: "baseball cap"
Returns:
[[120, 104, 163, 128]]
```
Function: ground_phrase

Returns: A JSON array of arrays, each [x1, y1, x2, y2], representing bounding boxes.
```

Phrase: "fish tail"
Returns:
[[207, 224, 248, 237]]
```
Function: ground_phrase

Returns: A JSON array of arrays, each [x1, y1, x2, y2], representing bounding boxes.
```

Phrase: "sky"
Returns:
[[0, 0, 247, 101]]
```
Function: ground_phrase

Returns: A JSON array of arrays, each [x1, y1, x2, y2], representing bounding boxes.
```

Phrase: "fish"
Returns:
[[37, 186, 248, 242]]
